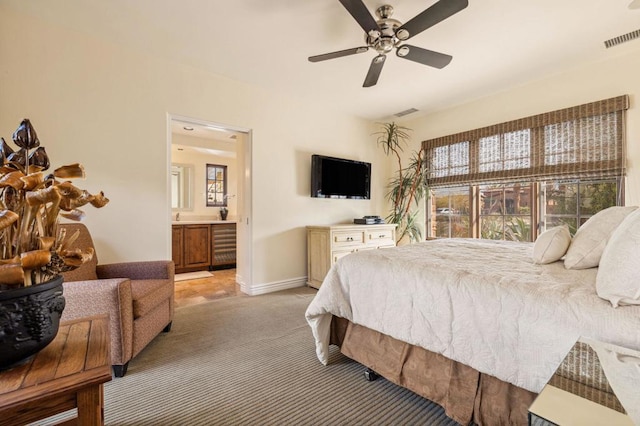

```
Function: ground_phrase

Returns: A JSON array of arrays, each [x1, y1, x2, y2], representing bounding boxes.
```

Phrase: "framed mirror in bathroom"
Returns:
[[171, 163, 194, 211]]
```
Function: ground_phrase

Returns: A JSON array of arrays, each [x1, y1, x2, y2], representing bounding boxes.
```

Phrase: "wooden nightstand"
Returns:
[[528, 338, 637, 425]]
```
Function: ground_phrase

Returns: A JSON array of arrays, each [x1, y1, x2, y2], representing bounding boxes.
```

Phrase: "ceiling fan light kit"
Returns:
[[309, 0, 468, 87], [397, 46, 410, 57]]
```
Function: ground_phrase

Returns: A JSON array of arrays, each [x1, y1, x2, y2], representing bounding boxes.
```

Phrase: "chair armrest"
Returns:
[[61, 278, 134, 366], [96, 260, 175, 281]]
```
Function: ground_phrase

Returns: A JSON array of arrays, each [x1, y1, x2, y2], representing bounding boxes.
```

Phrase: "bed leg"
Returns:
[[364, 368, 379, 381]]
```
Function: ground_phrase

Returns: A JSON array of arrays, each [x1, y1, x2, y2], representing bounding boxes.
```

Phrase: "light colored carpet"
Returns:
[[175, 271, 214, 282], [35, 288, 459, 425]]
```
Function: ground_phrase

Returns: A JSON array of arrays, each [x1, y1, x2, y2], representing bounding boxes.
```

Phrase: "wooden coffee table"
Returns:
[[0, 315, 112, 425]]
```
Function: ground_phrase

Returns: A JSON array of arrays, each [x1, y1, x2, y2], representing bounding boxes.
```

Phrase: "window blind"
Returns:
[[422, 95, 629, 188]]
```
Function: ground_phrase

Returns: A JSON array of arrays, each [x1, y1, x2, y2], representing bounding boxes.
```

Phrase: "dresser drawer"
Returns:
[[366, 228, 395, 246], [332, 250, 355, 264], [332, 231, 365, 247]]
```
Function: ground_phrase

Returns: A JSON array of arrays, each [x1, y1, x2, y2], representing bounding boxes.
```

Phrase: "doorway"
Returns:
[[167, 114, 253, 292]]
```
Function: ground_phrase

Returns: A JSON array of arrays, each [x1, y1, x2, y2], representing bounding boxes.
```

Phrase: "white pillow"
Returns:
[[564, 206, 638, 269], [596, 209, 640, 307], [532, 225, 571, 264]]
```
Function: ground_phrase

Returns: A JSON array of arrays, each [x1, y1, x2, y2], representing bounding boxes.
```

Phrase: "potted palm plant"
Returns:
[[0, 119, 109, 370], [374, 122, 429, 243]]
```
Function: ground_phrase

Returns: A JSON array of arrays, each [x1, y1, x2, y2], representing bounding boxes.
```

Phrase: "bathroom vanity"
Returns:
[[172, 221, 236, 273]]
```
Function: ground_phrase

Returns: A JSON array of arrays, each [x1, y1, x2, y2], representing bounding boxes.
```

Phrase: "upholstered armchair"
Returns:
[[59, 223, 175, 377]]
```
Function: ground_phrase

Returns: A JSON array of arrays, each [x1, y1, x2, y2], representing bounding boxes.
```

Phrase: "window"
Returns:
[[423, 96, 628, 241], [206, 164, 227, 207], [430, 141, 469, 178], [479, 131, 530, 173], [432, 179, 619, 241], [479, 182, 532, 241], [541, 179, 619, 235], [430, 187, 470, 238]]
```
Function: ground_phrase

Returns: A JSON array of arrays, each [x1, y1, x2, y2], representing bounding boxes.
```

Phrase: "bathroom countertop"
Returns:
[[172, 220, 236, 225]]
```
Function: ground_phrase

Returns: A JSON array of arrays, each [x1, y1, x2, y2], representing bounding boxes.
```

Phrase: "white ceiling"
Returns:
[[170, 119, 238, 156], [6, 0, 640, 120], [171, 120, 239, 141]]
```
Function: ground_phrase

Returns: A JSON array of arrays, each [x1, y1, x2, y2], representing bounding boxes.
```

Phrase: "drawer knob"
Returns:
[[379, 234, 385, 238]]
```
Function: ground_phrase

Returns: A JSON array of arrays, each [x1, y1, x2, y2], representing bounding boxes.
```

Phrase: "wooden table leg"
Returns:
[[76, 384, 104, 425]]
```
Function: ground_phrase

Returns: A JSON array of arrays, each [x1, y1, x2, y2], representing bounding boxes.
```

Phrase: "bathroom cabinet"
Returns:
[[172, 222, 236, 273]]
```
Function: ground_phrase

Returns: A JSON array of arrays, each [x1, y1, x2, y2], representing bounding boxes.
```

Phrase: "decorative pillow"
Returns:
[[564, 206, 638, 269], [596, 209, 640, 307], [532, 225, 571, 264]]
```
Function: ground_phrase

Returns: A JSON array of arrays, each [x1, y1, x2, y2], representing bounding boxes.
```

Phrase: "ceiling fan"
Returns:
[[309, 0, 468, 87]]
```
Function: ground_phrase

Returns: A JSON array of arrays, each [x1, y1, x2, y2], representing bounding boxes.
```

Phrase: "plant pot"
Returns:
[[0, 275, 65, 370]]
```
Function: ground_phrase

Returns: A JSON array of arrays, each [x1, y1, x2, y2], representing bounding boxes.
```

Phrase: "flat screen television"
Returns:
[[311, 154, 371, 199]]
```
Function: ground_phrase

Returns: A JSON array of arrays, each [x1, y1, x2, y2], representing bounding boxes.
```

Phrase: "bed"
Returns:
[[305, 207, 640, 425]]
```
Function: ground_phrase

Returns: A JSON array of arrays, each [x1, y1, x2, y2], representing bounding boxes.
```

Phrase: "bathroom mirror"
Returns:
[[171, 163, 194, 211]]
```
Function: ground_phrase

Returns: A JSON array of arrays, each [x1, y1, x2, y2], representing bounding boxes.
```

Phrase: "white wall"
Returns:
[[400, 45, 640, 207], [0, 4, 388, 293]]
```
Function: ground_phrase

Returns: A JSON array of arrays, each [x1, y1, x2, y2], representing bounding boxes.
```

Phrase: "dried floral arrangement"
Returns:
[[0, 119, 109, 289]]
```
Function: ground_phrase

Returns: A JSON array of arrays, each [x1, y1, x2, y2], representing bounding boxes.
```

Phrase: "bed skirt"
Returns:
[[330, 316, 536, 426]]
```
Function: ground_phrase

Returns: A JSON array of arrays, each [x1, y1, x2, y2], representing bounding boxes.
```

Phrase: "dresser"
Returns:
[[306, 224, 397, 289]]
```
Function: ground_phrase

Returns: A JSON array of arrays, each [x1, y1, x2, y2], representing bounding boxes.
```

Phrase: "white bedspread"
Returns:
[[305, 239, 640, 393]]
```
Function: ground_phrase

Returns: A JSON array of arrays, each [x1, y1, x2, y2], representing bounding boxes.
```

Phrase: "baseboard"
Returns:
[[240, 276, 308, 296], [236, 273, 245, 288]]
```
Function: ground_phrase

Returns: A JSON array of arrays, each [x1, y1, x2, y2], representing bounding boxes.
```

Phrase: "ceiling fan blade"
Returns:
[[338, 0, 380, 34], [363, 55, 386, 87], [396, 0, 468, 41], [396, 45, 452, 69], [308, 46, 369, 63]]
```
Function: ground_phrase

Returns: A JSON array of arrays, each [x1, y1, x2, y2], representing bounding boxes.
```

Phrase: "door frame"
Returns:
[[166, 113, 253, 290]]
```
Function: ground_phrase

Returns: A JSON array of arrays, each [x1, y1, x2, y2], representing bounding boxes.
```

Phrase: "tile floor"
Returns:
[[174, 268, 240, 308]]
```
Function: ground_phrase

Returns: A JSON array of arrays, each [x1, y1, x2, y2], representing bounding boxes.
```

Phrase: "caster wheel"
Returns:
[[364, 368, 379, 381]]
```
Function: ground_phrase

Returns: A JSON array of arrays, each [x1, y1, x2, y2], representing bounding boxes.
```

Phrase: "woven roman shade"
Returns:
[[422, 95, 629, 188]]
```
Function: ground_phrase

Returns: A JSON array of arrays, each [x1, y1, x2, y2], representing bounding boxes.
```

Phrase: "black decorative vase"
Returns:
[[0, 275, 65, 370]]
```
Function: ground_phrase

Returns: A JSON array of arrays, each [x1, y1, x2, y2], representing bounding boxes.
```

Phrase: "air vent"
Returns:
[[604, 29, 640, 48], [394, 108, 418, 117]]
